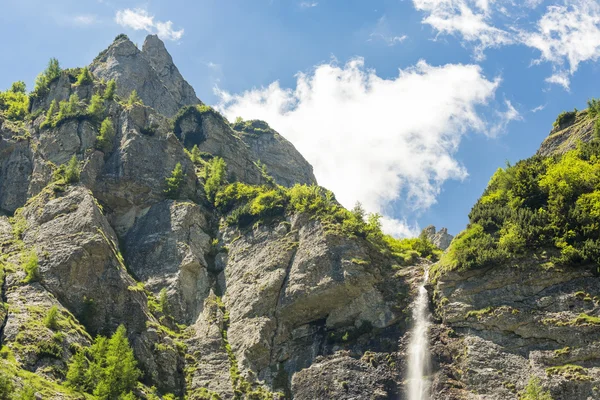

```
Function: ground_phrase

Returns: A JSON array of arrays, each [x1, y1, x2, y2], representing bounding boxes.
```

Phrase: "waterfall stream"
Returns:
[[406, 268, 432, 400]]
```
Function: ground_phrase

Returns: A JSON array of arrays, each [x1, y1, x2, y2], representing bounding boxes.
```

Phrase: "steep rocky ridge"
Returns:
[[0, 34, 423, 399], [430, 106, 600, 400]]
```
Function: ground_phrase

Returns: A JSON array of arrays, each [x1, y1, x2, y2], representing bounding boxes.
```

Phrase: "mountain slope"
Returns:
[[0, 34, 436, 399]]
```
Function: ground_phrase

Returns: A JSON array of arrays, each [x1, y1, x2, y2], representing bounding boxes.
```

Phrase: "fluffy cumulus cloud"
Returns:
[[412, 0, 600, 88], [115, 8, 184, 41], [217, 59, 513, 236]]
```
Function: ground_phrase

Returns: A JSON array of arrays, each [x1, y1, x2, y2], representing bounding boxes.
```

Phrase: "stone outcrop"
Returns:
[[91, 35, 200, 117], [431, 260, 600, 400], [422, 225, 453, 250], [538, 110, 595, 156]]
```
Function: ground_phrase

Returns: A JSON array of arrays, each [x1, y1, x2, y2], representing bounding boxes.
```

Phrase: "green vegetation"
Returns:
[[32, 58, 62, 98], [204, 157, 227, 203], [165, 162, 185, 199], [546, 364, 591, 381], [44, 306, 59, 330], [87, 94, 105, 120], [553, 109, 577, 129], [211, 159, 440, 264], [74, 67, 94, 86], [96, 118, 115, 153], [21, 250, 40, 283], [103, 79, 116, 101], [0, 81, 29, 121], [434, 136, 600, 278], [66, 325, 141, 398], [64, 156, 81, 184], [126, 90, 142, 107], [520, 376, 553, 400]]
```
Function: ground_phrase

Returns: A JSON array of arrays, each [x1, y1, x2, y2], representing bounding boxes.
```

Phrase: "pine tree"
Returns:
[[165, 163, 185, 199], [41, 100, 58, 128], [66, 350, 90, 392], [104, 79, 116, 101], [87, 94, 105, 120], [204, 157, 226, 203], [190, 145, 202, 165], [93, 325, 140, 399], [75, 67, 94, 86], [64, 156, 80, 184], [126, 90, 142, 106], [96, 118, 115, 153]]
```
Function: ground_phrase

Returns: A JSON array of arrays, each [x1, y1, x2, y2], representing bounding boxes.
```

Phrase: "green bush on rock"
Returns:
[[66, 325, 140, 399]]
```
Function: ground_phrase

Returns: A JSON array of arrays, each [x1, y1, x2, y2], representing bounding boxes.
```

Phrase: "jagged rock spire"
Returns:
[[90, 34, 200, 117]]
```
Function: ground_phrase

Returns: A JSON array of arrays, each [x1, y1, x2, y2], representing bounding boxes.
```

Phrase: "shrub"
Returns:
[[204, 157, 227, 203], [67, 325, 140, 398], [37, 339, 62, 359], [40, 99, 58, 128], [75, 67, 94, 86], [190, 145, 202, 165], [520, 376, 553, 400], [126, 90, 142, 106], [553, 110, 577, 130], [10, 81, 26, 93], [96, 118, 115, 153], [87, 94, 105, 120], [587, 98, 600, 118], [165, 163, 185, 199], [158, 288, 169, 314], [0, 369, 14, 399], [54, 94, 82, 126], [44, 305, 59, 330], [22, 250, 40, 283], [32, 58, 61, 97], [104, 79, 116, 101], [64, 156, 81, 184], [0, 83, 29, 121]]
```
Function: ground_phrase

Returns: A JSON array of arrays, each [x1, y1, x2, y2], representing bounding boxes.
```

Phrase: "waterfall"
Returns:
[[406, 268, 431, 400]]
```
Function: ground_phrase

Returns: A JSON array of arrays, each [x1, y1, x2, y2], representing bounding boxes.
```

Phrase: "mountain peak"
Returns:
[[90, 34, 199, 116]]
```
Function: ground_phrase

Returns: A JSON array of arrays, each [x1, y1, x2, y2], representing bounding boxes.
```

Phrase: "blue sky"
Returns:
[[2, 0, 600, 236]]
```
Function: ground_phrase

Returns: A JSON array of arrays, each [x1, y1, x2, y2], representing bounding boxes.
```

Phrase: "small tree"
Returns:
[[158, 288, 169, 314], [165, 163, 185, 199], [96, 118, 115, 153], [520, 377, 553, 400], [127, 90, 142, 106], [190, 145, 202, 165], [41, 99, 58, 128], [44, 305, 59, 330], [104, 79, 116, 101], [22, 250, 39, 283], [0, 369, 14, 399], [10, 81, 26, 94], [93, 325, 140, 399], [204, 157, 227, 203], [65, 156, 81, 184], [46, 58, 61, 81], [87, 94, 105, 120], [75, 67, 94, 86]]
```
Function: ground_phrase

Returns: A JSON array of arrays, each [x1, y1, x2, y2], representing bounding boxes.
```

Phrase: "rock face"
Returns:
[[431, 261, 600, 400], [538, 110, 595, 156], [232, 119, 317, 187], [91, 35, 200, 117], [422, 225, 453, 250], [1, 34, 418, 399]]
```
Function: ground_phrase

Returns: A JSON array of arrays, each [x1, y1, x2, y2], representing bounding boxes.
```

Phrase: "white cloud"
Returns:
[[115, 8, 184, 41], [411, 0, 600, 87], [531, 104, 546, 113], [413, 0, 514, 60], [369, 16, 409, 46], [72, 14, 98, 26], [216, 59, 511, 236], [520, 0, 600, 87], [300, 2, 318, 8]]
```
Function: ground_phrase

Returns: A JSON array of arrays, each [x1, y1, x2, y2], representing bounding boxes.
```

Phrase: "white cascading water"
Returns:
[[406, 268, 431, 400]]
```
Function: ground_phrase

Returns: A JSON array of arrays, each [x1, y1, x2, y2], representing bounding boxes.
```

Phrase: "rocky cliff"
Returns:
[[0, 34, 427, 399], [2, 32, 597, 400]]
